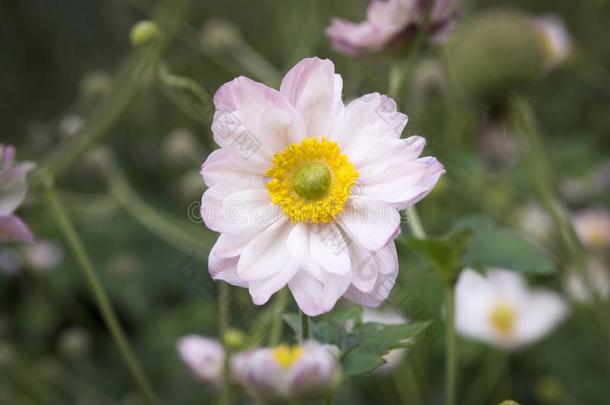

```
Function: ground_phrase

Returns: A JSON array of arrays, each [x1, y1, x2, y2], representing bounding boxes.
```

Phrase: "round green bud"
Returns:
[[444, 9, 547, 103], [130, 20, 159, 47], [223, 328, 246, 351], [293, 162, 332, 201], [498, 401, 521, 405]]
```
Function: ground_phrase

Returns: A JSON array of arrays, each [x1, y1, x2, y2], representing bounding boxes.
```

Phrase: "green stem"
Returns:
[[300, 310, 310, 342], [41, 177, 160, 405], [104, 160, 215, 260], [30, 0, 190, 185], [445, 284, 457, 405], [406, 206, 427, 239], [268, 288, 289, 346], [218, 282, 232, 405]]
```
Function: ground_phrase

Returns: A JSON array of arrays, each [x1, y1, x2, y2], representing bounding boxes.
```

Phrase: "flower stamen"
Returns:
[[265, 138, 358, 223]]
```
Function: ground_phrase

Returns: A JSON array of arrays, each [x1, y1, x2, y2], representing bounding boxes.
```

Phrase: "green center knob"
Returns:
[[292, 162, 331, 200]]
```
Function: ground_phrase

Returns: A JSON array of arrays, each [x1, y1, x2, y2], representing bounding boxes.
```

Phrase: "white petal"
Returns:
[[0, 163, 33, 215], [343, 242, 398, 307], [280, 57, 344, 137], [338, 198, 400, 251], [249, 259, 300, 305], [515, 289, 568, 346], [332, 93, 407, 147], [289, 270, 351, 316], [358, 156, 445, 209], [208, 249, 247, 288], [212, 76, 305, 169], [200, 149, 263, 188], [201, 187, 280, 235], [238, 219, 292, 281], [454, 269, 496, 341]]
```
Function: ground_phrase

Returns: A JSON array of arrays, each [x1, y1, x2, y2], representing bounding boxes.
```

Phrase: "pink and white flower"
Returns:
[[455, 269, 568, 351], [201, 57, 444, 316], [177, 335, 225, 388], [572, 208, 610, 250], [326, 0, 458, 57], [0, 145, 34, 244], [231, 341, 341, 402]]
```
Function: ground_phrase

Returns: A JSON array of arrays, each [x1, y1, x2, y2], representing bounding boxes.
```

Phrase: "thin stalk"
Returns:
[[218, 282, 232, 405], [268, 288, 289, 346], [462, 350, 508, 405], [445, 284, 457, 405], [30, 0, 190, 185], [300, 311, 310, 342], [41, 177, 160, 405], [104, 160, 215, 259]]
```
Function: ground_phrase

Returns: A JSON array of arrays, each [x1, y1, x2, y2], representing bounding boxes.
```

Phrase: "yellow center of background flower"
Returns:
[[273, 345, 304, 369], [265, 138, 358, 223], [490, 302, 516, 335]]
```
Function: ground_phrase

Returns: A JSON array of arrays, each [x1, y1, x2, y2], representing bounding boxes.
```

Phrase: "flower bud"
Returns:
[[130, 20, 160, 47], [222, 328, 245, 351], [232, 341, 341, 403], [445, 9, 547, 103]]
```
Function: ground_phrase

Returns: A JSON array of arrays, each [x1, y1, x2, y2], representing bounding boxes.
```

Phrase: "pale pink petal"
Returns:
[[359, 155, 445, 209], [0, 163, 34, 215], [200, 187, 281, 235], [337, 199, 400, 251], [286, 223, 328, 282], [212, 76, 305, 169], [209, 245, 247, 288], [200, 149, 263, 188], [343, 242, 398, 307], [238, 219, 292, 281], [249, 258, 300, 305], [332, 93, 407, 147], [279, 57, 344, 137], [177, 335, 224, 386], [289, 270, 351, 316], [0, 215, 34, 244]]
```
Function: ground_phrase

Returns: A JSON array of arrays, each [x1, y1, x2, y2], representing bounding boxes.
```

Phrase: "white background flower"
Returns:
[[455, 268, 568, 350]]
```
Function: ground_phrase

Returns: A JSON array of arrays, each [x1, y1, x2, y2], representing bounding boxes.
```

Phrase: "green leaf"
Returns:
[[454, 216, 555, 274], [403, 228, 474, 282], [283, 308, 431, 376]]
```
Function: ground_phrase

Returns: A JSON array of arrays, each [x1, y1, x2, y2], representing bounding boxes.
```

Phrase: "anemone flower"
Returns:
[[326, 0, 457, 57], [455, 268, 568, 350], [231, 341, 340, 403], [0, 145, 34, 244], [201, 57, 444, 316]]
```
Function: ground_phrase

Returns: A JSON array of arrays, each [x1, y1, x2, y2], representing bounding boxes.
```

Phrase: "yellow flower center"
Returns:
[[273, 345, 304, 369], [265, 137, 359, 223], [490, 302, 516, 335]]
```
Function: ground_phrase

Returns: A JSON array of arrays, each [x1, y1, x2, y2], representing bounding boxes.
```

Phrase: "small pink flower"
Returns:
[[0, 145, 34, 244], [231, 341, 341, 402], [326, 0, 457, 56], [177, 335, 225, 388], [201, 57, 444, 316], [573, 208, 610, 250]]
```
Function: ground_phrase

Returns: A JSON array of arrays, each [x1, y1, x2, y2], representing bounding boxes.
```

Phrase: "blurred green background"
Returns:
[[1, 0, 610, 404]]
